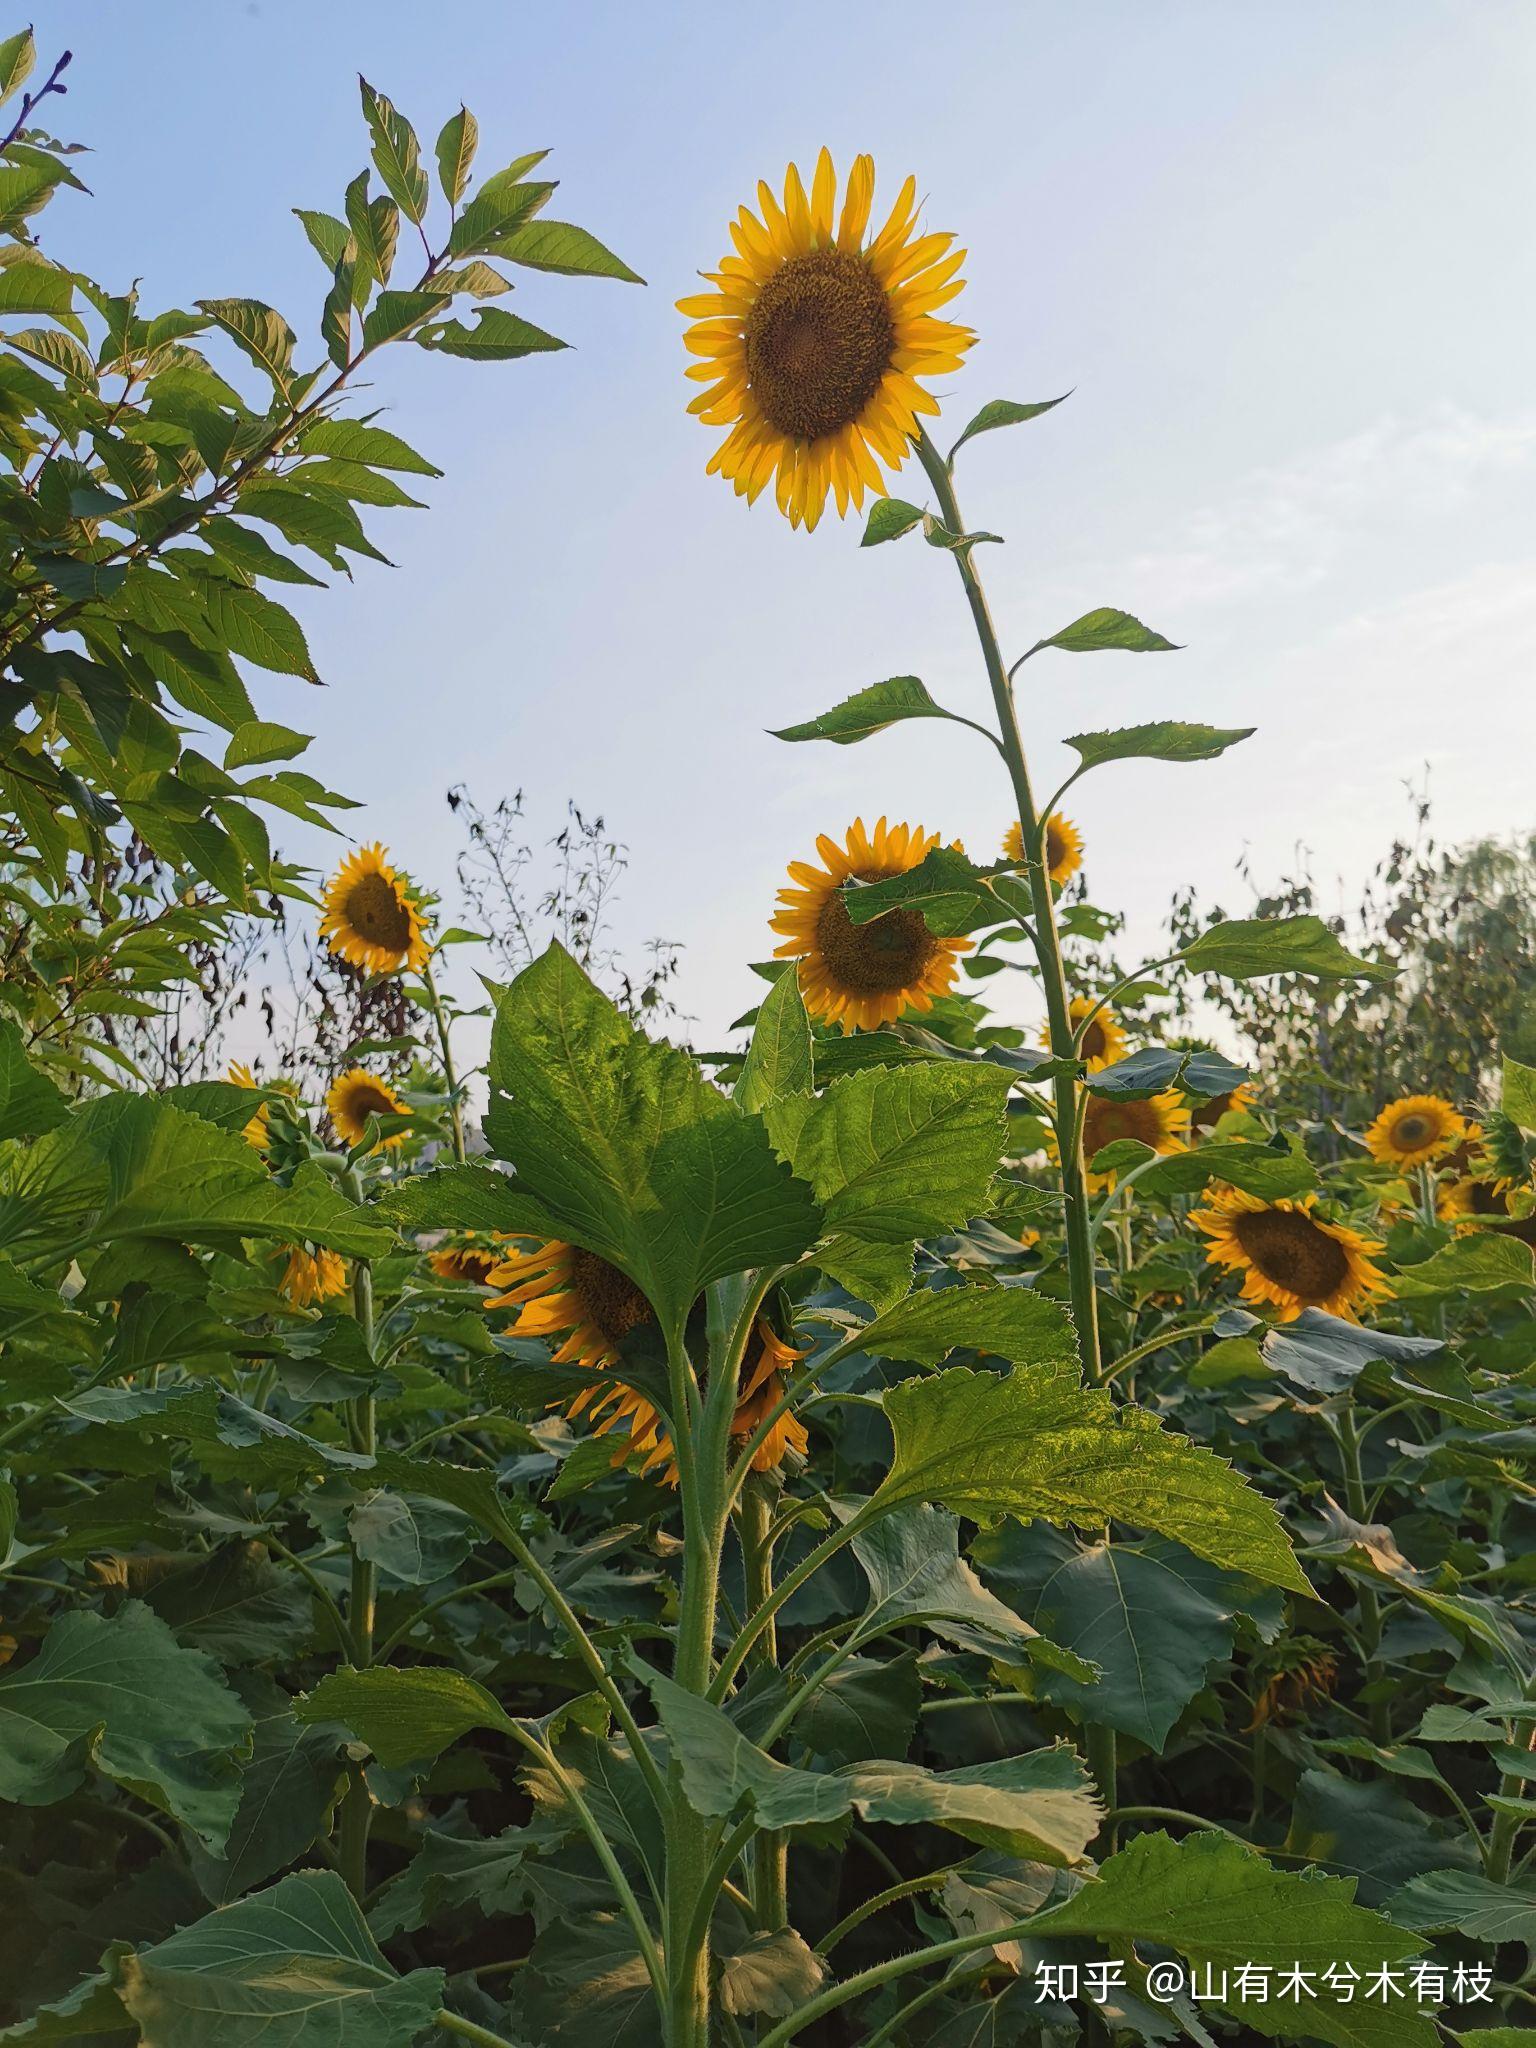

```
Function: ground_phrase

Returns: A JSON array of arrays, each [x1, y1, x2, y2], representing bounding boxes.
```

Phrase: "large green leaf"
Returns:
[[0, 1015, 68, 1141], [1180, 914, 1394, 983], [770, 675, 962, 747], [375, 1161, 552, 1238], [108, 1869, 445, 2047], [1391, 1232, 1534, 1299], [1501, 1052, 1536, 1131], [765, 1061, 1010, 1246], [854, 1281, 1077, 1370], [485, 944, 819, 1328], [0, 1601, 252, 1851], [873, 1365, 1310, 1595], [733, 969, 812, 1114], [840, 845, 1003, 936], [950, 395, 1068, 455], [188, 1674, 345, 1905], [652, 1675, 1100, 1863], [296, 1664, 516, 1767], [1065, 721, 1254, 770], [1137, 1140, 1316, 1201], [1388, 1867, 1536, 1945], [849, 1504, 1043, 1657], [1032, 1830, 1436, 2048], [1028, 608, 1178, 655]]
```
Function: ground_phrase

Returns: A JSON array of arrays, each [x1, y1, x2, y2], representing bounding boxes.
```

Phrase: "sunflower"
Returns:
[[770, 817, 972, 1032], [280, 1244, 348, 1308], [428, 1234, 501, 1286], [1074, 1089, 1186, 1192], [1193, 1187, 1391, 1322], [1069, 996, 1127, 1071], [1439, 1173, 1536, 1247], [487, 1240, 808, 1482], [680, 150, 974, 530], [1190, 1082, 1256, 1136], [327, 1067, 409, 1151], [1245, 1643, 1338, 1731], [226, 1061, 271, 1152], [320, 843, 430, 977], [1363, 1093, 1465, 1170], [1002, 812, 1083, 890]]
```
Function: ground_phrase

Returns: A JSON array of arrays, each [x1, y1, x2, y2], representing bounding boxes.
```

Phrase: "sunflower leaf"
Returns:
[[770, 674, 963, 747], [0, 1014, 69, 1141], [484, 943, 820, 1329], [1086, 1046, 1246, 1101], [734, 968, 813, 1113], [853, 1281, 1078, 1371], [1065, 721, 1255, 770], [297, 1664, 515, 1766], [1180, 914, 1395, 984], [950, 394, 1070, 457], [1028, 607, 1181, 656], [861, 498, 925, 546], [841, 845, 1004, 936], [1137, 1141, 1317, 1201], [872, 1364, 1311, 1595], [1390, 1232, 1535, 1299], [1501, 1052, 1536, 1130]]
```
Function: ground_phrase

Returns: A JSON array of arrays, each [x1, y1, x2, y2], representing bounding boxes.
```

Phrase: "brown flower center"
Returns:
[[344, 871, 412, 951], [1083, 1096, 1168, 1156], [346, 1083, 396, 1123], [814, 884, 938, 997], [745, 248, 895, 442], [1192, 1091, 1235, 1133], [1389, 1112, 1435, 1150], [1080, 1016, 1109, 1062], [439, 1249, 496, 1284], [1231, 1206, 1349, 1302], [571, 1249, 654, 1348], [1045, 820, 1068, 872]]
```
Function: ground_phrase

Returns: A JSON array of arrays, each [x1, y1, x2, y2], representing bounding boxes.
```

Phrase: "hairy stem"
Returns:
[[739, 1476, 788, 1927]]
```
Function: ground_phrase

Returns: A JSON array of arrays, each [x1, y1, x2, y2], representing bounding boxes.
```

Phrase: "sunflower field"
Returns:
[[3, 26, 1535, 2048]]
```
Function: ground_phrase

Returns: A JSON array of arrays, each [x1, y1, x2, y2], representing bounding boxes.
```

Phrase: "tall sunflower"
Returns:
[[771, 816, 971, 1032], [1073, 1089, 1186, 1191], [1069, 995, 1127, 1071], [320, 843, 430, 977], [1193, 1187, 1390, 1322], [487, 1240, 808, 1483], [280, 1244, 348, 1308], [680, 150, 974, 530], [1363, 1093, 1465, 1170], [1003, 812, 1083, 890], [327, 1067, 409, 1151]]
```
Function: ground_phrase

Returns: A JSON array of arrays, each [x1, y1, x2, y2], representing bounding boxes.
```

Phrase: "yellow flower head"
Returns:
[[319, 843, 430, 977], [226, 1060, 271, 1153], [428, 1234, 502, 1286], [1073, 1088, 1187, 1191], [1363, 1093, 1465, 1170], [1003, 813, 1083, 890], [1193, 1186, 1391, 1323], [680, 150, 974, 530], [487, 1240, 807, 1483], [1069, 996, 1127, 1071], [770, 816, 972, 1033], [326, 1067, 409, 1151], [1190, 1082, 1256, 1136], [280, 1244, 348, 1308]]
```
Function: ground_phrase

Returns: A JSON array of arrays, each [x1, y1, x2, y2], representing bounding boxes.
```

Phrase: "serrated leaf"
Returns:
[[770, 674, 961, 746], [298, 1664, 515, 1767], [851, 1504, 1042, 1657], [493, 218, 642, 283], [1065, 721, 1255, 770], [1501, 1051, 1536, 1130], [1391, 1231, 1534, 1298], [375, 1161, 553, 1238], [718, 1929, 827, 2019], [1030, 608, 1180, 655], [855, 1281, 1078, 1370], [950, 394, 1070, 455], [195, 298, 296, 391], [861, 497, 925, 545], [296, 419, 440, 474], [0, 1014, 69, 1141], [1180, 914, 1394, 984], [841, 845, 1003, 937], [1137, 1141, 1316, 1202], [199, 579, 319, 681], [873, 1364, 1310, 1594], [734, 969, 812, 1114], [361, 290, 440, 348]]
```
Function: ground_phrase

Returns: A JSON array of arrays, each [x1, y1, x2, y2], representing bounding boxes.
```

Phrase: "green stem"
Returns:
[[739, 1476, 788, 1929], [435, 2012, 525, 2048], [915, 429, 1102, 1388], [1332, 1402, 1391, 1743], [337, 1253, 378, 1899], [815, 1866, 962, 1955], [422, 953, 467, 1166], [710, 1507, 873, 1701], [1485, 1668, 1536, 1884]]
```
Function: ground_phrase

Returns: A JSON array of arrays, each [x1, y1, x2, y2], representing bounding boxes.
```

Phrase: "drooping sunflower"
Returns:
[[326, 1067, 409, 1151], [226, 1061, 271, 1152], [1363, 1093, 1466, 1170], [771, 816, 972, 1032], [680, 150, 974, 530], [428, 1234, 502, 1286], [1071, 1089, 1186, 1192], [319, 843, 430, 977], [1193, 1187, 1391, 1322], [1002, 813, 1084, 891], [1069, 995, 1127, 1071], [280, 1244, 348, 1308], [1245, 1642, 1338, 1731], [488, 1240, 808, 1482], [1190, 1082, 1256, 1136]]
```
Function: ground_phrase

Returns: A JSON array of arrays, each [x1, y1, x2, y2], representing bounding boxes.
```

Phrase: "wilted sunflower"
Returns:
[[1245, 1642, 1338, 1730], [1190, 1082, 1256, 1136], [1193, 1187, 1390, 1322], [1069, 995, 1127, 1071], [771, 816, 971, 1032], [428, 1234, 501, 1286], [226, 1061, 271, 1152], [280, 1244, 348, 1308], [680, 150, 974, 530], [320, 843, 430, 977], [1002, 812, 1083, 891], [1072, 1090, 1186, 1192], [1363, 1093, 1465, 1169], [488, 1239, 808, 1482], [327, 1067, 409, 1151]]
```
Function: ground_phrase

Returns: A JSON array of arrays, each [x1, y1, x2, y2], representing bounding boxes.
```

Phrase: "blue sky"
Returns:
[[31, 0, 1536, 1046]]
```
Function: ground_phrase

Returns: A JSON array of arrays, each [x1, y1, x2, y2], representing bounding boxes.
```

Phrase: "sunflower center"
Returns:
[[1083, 1097, 1167, 1154], [745, 248, 895, 442], [1045, 820, 1067, 871], [570, 1249, 655, 1348], [1390, 1112, 1434, 1149], [1192, 1091, 1234, 1132], [348, 1084, 395, 1121], [814, 885, 938, 997], [1231, 1207, 1349, 1302], [344, 872, 412, 951], [1080, 1016, 1108, 1062]]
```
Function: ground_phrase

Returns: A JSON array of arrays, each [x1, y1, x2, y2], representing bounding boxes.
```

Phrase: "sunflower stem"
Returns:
[[738, 1475, 788, 1927], [914, 429, 1104, 1395], [337, 1246, 377, 1899], [1333, 1399, 1391, 1743], [421, 952, 467, 1166]]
